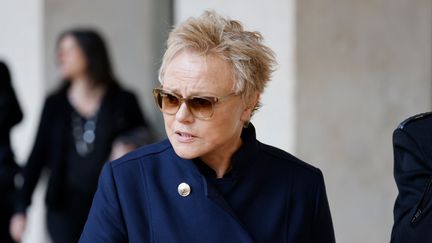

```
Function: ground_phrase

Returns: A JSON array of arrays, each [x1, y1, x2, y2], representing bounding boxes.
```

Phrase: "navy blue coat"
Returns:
[[391, 112, 432, 242], [80, 125, 335, 243]]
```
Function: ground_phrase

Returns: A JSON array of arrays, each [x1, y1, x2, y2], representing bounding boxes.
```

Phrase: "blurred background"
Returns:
[[0, 0, 431, 242]]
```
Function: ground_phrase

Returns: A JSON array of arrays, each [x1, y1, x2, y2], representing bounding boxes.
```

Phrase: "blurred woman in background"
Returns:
[[9, 29, 149, 243], [0, 61, 23, 243]]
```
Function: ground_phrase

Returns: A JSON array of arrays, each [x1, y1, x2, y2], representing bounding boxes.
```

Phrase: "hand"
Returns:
[[10, 213, 27, 243]]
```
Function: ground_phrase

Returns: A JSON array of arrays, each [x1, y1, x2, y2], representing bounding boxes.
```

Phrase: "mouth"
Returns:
[[174, 131, 197, 142]]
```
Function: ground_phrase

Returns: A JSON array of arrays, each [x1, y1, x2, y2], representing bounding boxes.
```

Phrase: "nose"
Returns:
[[175, 102, 194, 123]]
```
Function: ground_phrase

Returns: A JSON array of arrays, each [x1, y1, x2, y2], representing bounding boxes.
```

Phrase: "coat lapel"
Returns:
[[201, 175, 255, 242]]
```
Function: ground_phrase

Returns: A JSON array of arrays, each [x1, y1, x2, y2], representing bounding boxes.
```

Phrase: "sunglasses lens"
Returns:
[[188, 97, 213, 119], [161, 93, 180, 114], [154, 89, 180, 114]]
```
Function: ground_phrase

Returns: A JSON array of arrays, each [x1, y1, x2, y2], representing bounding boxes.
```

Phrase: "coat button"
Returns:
[[178, 182, 191, 197]]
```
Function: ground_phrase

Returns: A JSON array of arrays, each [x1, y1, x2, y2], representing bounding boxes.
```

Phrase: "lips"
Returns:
[[174, 131, 196, 143]]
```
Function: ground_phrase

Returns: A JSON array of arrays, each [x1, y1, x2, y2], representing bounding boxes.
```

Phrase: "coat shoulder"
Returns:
[[398, 112, 432, 130], [258, 142, 323, 178]]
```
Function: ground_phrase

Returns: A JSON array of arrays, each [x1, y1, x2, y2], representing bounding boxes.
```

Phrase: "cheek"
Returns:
[[61, 55, 82, 72], [219, 104, 245, 125], [59, 61, 73, 77], [163, 114, 174, 130], [74, 55, 87, 71], [200, 112, 242, 142]]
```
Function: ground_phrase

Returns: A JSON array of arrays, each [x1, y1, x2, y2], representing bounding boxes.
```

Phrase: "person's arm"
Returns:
[[391, 128, 432, 242], [15, 99, 52, 212], [10, 98, 52, 242], [0, 62, 23, 131], [311, 170, 336, 243], [79, 163, 128, 243]]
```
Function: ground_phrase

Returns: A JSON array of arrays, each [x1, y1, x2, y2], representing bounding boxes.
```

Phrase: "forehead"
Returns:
[[163, 50, 234, 95], [58, 35, 80, 51], [60, 35, 75, 45]]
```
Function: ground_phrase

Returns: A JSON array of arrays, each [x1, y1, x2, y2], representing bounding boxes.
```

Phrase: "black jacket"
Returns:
[[391, 112, 432, 242], [17, 82, 147, 213], [0, 61, 23, 194]]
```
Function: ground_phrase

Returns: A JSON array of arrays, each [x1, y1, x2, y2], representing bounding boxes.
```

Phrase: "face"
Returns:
[[162, 50, 255, 162], [57, 35, 87, 80]]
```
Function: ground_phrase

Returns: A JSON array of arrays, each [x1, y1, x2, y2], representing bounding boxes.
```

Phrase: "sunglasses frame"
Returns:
[[152, 87, 240, 120]]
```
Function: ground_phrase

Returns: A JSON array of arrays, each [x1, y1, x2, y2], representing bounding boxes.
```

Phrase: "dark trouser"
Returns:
[[0, 153, 19, 243], [0, 193, 15, 243], [47, 210, 83, 243], [47, 191, 93, 243]]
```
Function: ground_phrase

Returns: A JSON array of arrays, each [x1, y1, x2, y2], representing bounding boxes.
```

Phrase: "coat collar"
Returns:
[[158, 127, 259, 242], [192, 124, 259, 179]]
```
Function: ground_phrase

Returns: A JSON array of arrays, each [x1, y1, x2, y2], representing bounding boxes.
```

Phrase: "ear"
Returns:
[[240, 92, 260, 123]]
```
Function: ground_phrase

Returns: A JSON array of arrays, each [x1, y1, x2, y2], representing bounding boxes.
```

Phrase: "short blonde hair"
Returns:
[[158, 10, 277, 112]]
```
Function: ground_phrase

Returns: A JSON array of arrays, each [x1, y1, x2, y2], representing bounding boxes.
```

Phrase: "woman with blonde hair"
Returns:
[[80, 11, 335, 243]]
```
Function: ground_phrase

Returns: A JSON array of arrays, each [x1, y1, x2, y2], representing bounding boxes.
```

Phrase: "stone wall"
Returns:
[[297, 0, 432, 242]]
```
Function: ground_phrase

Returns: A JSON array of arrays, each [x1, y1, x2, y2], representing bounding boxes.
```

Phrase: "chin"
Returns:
[[60, 73, 72, 80], [170, 140, 202, 160], [172, 147, 200, 160]]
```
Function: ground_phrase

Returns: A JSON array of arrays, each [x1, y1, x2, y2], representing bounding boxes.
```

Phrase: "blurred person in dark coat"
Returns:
[[9, 29, 149, 243], [80, 11, 335, 243], [391, 112, 432, 242], [0, 61, 23, 243]]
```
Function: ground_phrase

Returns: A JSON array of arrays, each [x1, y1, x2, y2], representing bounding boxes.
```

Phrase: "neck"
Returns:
[[68, 77, 106, 118], [69, 76, 107, 98], [70, 76, 94, 92], [200, 134, 243, 179]]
